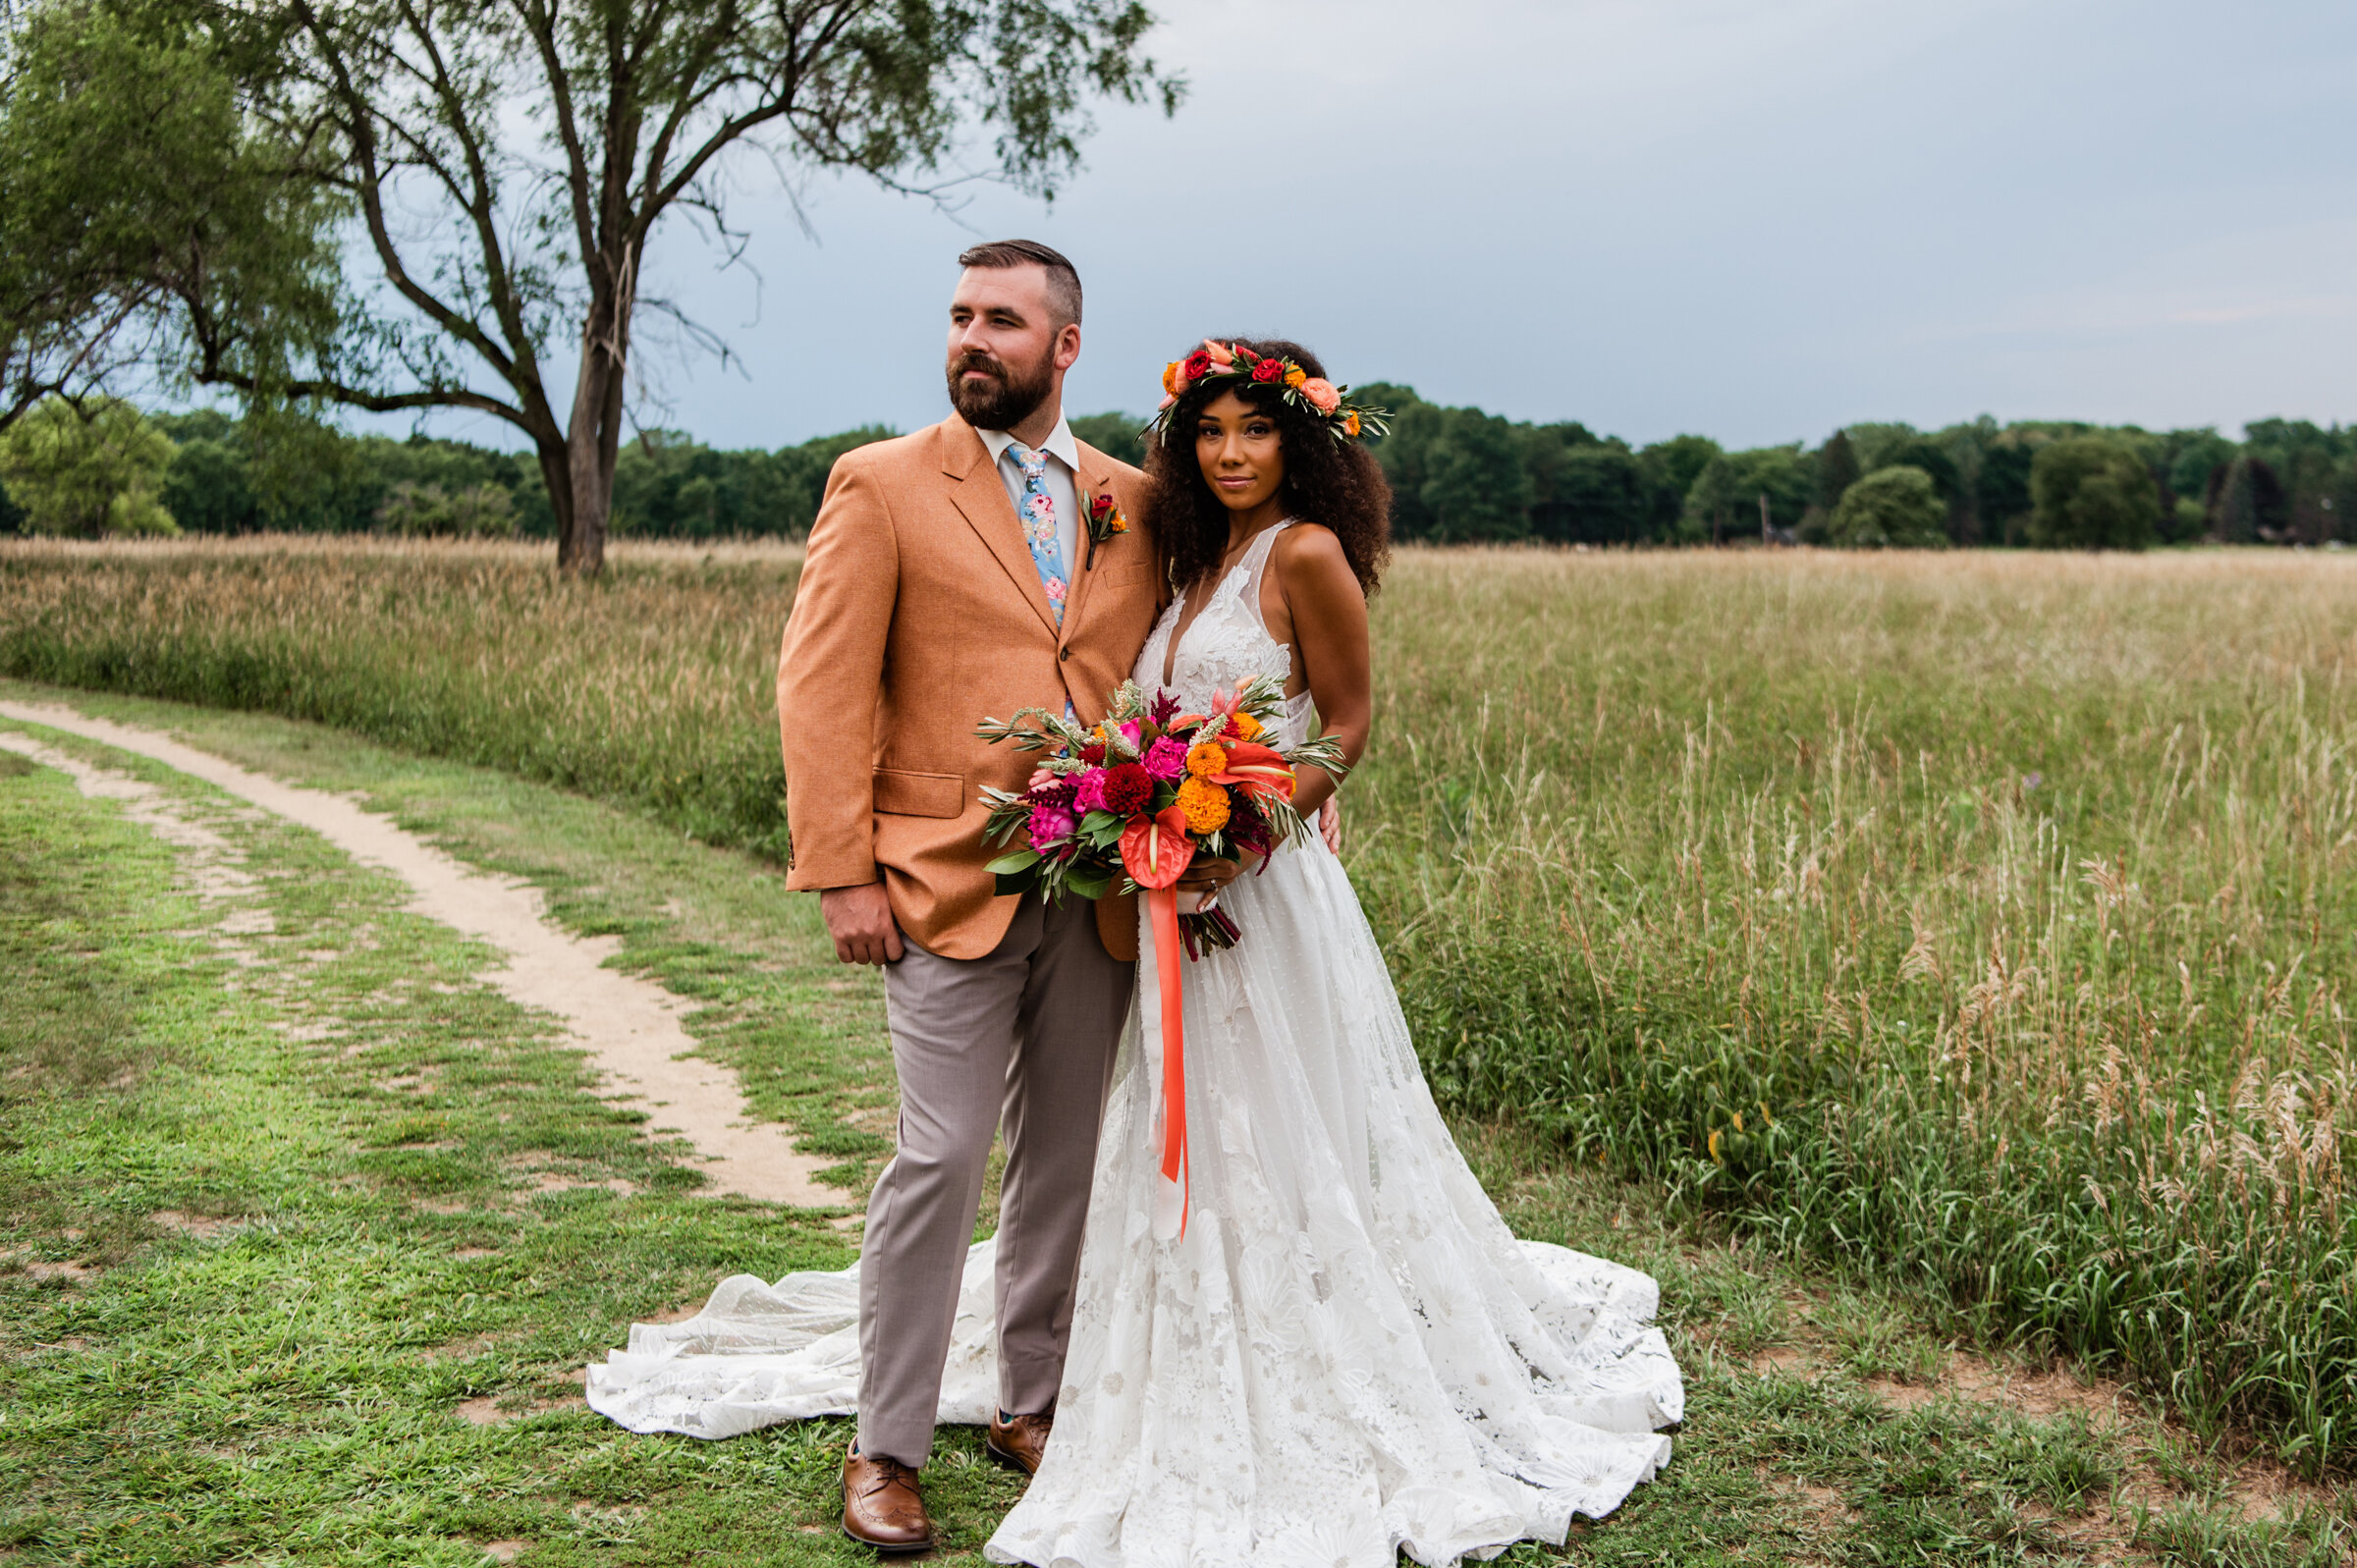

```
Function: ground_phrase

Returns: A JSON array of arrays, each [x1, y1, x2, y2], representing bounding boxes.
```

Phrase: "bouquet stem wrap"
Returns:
[[1147, 886, 1189, 1241]]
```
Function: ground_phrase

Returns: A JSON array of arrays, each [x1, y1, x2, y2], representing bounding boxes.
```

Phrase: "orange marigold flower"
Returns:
[[1284, 366, 1307, 389], [1184, 742, 1230, 778], [1343, 411, 1362, 438], [1177, 776, 1231, 834], [1230, 712, 1263, 742]]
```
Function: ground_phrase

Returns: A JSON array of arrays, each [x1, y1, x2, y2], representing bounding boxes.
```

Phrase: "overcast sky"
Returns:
[[482, 0, 2357, 452]]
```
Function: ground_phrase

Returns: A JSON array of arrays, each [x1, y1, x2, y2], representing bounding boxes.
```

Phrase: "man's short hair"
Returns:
[[958, 240, 1082, 328]]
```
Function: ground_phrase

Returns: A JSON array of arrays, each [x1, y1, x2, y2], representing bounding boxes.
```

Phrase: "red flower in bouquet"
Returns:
[[1099, 762, 1155, 815]]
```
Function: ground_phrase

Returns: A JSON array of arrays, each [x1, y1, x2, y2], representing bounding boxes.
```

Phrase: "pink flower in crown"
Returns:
[[1203, 340, 1235, 367], [1300, 378, 1343, 415]]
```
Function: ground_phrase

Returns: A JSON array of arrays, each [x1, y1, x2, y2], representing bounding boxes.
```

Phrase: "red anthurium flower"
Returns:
[[1210, 742, 1294, 804], [1121, 804, 1195, 889]]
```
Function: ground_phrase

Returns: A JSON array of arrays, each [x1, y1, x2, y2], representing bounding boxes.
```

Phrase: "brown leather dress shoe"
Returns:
[[986, 1409, 1053, 1476], [842, 1446, 934, 1553]]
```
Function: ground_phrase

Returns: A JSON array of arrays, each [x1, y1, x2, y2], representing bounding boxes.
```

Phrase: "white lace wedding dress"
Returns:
[[585, 521, 1683, 1565]]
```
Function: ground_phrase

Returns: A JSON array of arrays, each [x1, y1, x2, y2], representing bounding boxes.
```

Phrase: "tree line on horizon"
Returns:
[[2, 394, 2349, 554], [6, 0, 2345, 563], [1343, 388, 2356, 552]]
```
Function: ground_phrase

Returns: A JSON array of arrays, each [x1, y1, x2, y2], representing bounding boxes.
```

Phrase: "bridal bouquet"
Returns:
[[976, 676, 1347, 956], [978, 676, 1348, 1240]]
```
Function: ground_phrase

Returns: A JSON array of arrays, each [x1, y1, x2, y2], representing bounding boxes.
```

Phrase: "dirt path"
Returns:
[[0, 700, 835, 1207]]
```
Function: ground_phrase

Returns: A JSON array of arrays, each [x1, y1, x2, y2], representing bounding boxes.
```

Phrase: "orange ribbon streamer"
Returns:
[[1147, 884, 1189, 1239]]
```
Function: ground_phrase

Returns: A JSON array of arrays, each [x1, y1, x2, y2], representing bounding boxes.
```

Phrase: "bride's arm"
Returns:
[[1177, 525, 1368, 895], [1272, 524, 1371, 826]]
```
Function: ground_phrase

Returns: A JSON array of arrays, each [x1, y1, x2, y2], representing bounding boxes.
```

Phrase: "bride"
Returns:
[[589, 341, 1682, 1565]]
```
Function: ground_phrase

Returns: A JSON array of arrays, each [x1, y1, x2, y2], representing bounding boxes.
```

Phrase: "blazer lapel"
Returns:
[[1059, 443, 1124, 639], [938, 416, 1059, 638]]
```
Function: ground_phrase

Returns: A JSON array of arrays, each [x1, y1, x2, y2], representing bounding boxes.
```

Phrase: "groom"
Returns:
[[776, 240, 1164, 1552]]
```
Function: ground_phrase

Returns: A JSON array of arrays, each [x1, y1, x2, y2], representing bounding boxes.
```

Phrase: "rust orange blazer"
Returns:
[[777, 413, 1165, 963]]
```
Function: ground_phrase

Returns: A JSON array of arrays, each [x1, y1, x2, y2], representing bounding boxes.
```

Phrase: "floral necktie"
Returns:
[[1010, 442, 1069, 625]]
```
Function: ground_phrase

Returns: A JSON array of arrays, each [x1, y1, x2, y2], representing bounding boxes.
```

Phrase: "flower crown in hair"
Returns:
[[1144, 341, 1392, 447]]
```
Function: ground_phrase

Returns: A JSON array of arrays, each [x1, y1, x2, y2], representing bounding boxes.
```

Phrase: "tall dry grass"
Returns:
[[1359, 548, 2357, 1465], [10, 537, 2357, 1463], [0, 536, 803, 854]]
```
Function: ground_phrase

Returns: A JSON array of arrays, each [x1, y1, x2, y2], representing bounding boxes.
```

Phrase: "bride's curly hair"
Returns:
[[1143, 338, 1392, 598]]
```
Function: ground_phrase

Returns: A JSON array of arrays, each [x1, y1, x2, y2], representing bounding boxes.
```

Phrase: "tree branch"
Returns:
[[384, 0, 543, 378], [507, 0, 597, 265], [281, 0, 525, 390]]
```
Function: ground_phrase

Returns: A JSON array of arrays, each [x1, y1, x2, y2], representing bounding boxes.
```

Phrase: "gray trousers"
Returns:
[[858, 893, 1132, 1466]]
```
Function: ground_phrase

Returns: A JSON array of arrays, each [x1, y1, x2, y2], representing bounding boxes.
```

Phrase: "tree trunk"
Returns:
[[562, 373, 614, 575], [558, 265, 633, 575], [535, 439, 575, 561]]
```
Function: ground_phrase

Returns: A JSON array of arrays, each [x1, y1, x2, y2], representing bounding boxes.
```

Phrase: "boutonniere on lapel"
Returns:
[[1084, 492, 1129, 568]]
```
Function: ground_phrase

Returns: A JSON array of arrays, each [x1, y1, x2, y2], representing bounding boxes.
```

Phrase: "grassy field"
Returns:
[[8, 536, 2357, 1483], [6, 689, 2352, 1565]]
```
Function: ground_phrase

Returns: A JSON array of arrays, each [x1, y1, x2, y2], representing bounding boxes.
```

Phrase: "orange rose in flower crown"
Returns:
[[974, 675, 1349, 957]]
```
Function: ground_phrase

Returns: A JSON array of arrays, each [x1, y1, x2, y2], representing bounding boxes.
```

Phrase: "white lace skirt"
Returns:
[[986, 840, 1681, 1568], [584, 837, 1683, 1566]]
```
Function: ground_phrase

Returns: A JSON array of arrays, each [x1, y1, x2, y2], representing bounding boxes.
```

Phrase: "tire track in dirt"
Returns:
[[0, 700, 836, 1207]]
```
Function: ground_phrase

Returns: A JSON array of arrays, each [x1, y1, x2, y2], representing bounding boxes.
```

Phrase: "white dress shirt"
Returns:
[[977, 414, 1081, 581]]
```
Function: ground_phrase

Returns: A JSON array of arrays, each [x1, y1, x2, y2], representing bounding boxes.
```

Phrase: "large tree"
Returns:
[[0, 396, 182, 535], [1824, 463, 1946, 549], [164, 0, 1179, 572], [2028, 435, 2158, 551], [0, 8, 340, 434]]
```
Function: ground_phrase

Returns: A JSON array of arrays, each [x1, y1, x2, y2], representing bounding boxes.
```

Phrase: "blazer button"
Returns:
[[1059, 647, 1071, 662]]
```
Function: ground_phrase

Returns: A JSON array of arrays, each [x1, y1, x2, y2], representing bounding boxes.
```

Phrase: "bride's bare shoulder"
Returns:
[[1272, 520, 1350, 576]]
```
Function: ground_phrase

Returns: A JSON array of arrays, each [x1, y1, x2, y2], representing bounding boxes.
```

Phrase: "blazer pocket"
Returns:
[[872, 768, 966, 818], [1090, 561, 1156, 587]]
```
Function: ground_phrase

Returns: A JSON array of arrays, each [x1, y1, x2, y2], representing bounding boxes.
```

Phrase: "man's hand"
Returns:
[[1320, 796, 1343, 855], [820, 882, 904, 965]]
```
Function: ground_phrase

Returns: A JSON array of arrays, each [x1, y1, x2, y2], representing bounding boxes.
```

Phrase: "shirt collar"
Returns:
[[978, 413, 1078, 475]]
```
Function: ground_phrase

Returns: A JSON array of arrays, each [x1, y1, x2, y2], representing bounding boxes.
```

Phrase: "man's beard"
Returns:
[[947, 347, 1055, 431]]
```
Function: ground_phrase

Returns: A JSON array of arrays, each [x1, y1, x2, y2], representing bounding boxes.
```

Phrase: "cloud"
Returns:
[[433, 0, 2357, 452]]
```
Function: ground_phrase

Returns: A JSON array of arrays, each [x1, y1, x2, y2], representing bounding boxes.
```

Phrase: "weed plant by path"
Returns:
[[3, 695, 2352, 1564], [11, 542, 2357, 1469]]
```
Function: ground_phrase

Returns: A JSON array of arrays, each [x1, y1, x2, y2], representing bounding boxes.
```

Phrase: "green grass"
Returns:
[[0, 710, 1033, 1565], [14, 536, 2357, 1474], [4, 692, 2355, 1564]]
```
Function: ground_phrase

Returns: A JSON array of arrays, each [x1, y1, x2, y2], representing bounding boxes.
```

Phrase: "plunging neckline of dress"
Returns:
[[1159, 519, 1294, 693]]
